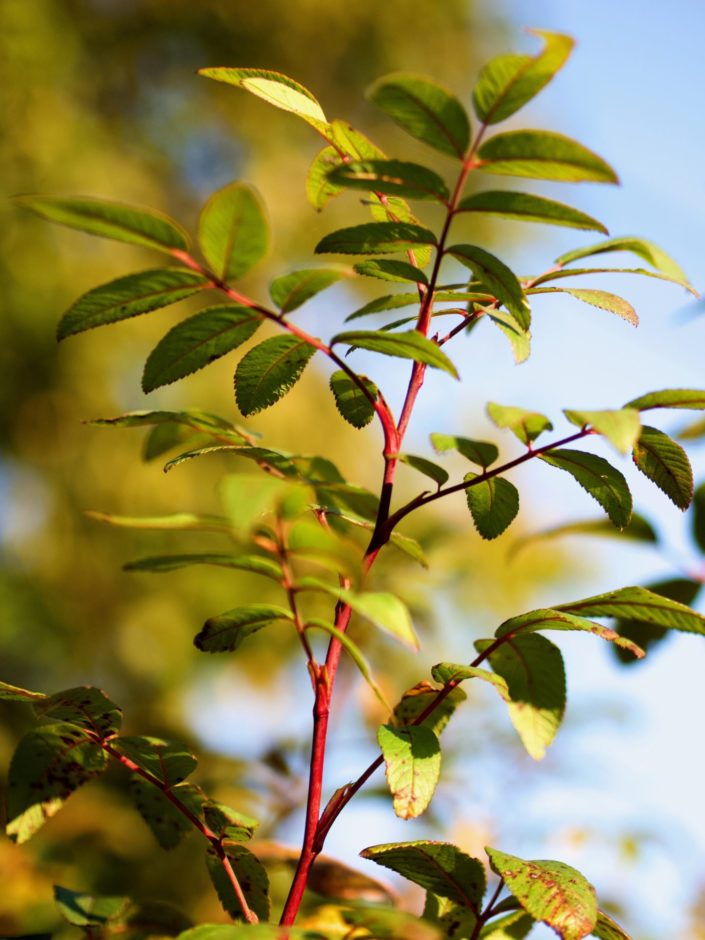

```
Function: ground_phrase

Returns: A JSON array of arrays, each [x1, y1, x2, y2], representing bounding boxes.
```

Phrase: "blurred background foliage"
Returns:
[[0, 0, 666, 934]]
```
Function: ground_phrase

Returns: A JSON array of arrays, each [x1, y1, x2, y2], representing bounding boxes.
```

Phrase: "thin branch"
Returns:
[[98, 738, 257, 924]]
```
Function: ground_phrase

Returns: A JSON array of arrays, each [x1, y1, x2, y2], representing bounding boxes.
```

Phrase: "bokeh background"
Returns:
[[2, 0, 705, 937]]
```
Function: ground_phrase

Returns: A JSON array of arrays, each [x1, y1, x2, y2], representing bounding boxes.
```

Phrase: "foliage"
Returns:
[[3, 22, 705, 940]]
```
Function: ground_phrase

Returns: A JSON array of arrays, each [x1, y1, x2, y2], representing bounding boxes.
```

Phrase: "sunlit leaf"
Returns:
[[361, 841, 486, 909], [693, 483, 705, 553], [612, 578, 702, 665], [124, 553, 282, 581], [377, 724, 441, 819], [539, 449, 632, 528], [486, 848, 597, 940], [0, 680, 45, 702], [495, 608, 644, 658], [477, 131, 618, 183], [354, 259, 428, 286], [475, 635, 566, 759], [430, 433, 498, 468], [203, 802, 259, 843], [530, 287, 638, 326], [487, 401, 552, 444], [235, 335, 317, 415], [393, 681, 466, 736], [591, 910, 633, 940], [57, 269, 208, 340], [557, 585, 705, 636], [332, 330, 458, 377], [624, 388, 705, 412], [457, 191, 606, 233], [367, 73, 471, 158], [472, 31, 574, 125], [143, 305, 262, 391], [563, 408, 641, 455], [398, 453, 449, 487], [198, 67, 327, 130], [16, 194, 189, 253], [198, 182, 269, 281], [555, 237, 689, 285]]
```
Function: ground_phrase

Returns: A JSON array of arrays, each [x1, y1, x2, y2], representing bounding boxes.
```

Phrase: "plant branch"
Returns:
[[98, 738, 257, 924]]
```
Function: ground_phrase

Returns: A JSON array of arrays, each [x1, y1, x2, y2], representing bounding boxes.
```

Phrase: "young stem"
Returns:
[[98, 739, 257, 924]]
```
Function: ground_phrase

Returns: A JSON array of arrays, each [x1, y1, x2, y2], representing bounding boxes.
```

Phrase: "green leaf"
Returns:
[[475, 635, 566, 759], [612, 578, 702, 665], [379, 725, 440, 819], [393, 682, 466, 736], [530, 265, 697, 295], [163, 444, 298, 476], [342, 906, 444, 940], [270, 268, 346, 313], [693, 483, 705, 553], [16, 194, 189, 253], [488, 308, 531, 363], [54, 886, 130, 927], [198, 182, 268, 282], [206, 845, 270, 922], [531, 287, 638, 326], [361, 841, 486, 909], [235, 335, 317, 416], [431, 663, 509, 698], [177, 928, 320, 940], [557, 585, 705, 636], [495, 608, 644, 658], [329, 118, 386, 159], [555, 236, 689, 284], [6, 724, 108, 843], [142, 305, 262, 392], [679, 415, 705, 439], [447, 244, 530, 328], [430, 433, 498, 467], [398, 453, 449, 487], [477, 131, 618, 183], [511, 513, 658, 555], [198, 67, 327, 130], [342, 588, 419, 651], [307, 619, 392, 713], [465, 474, 520, 540], [128, 780, 204, 850], [203, 802, 258, 843], [591, 910, 634, 939], [89, 408, 248, 439], [564, 408, 641, 455], [86, 510, 231, 532], [486, 848, 597, 940], [328, 159, 449, 202], [457, 191, 607, 234], [34, 687, 122, 739], [366, 73, 471, 158], [332, 330, 458, 377], [315, 222, 437, 255], [0, 680, 45, 702], [329, 370, 377, 428], [487, 401, 553, 445], [354, 259, 429, 285], [307, 146, 345, 210], [480, 910, 535, 939], [624, 388, 705, 412], [539, 449, 632, 528], [632, 425, 693, 509], [472, 31, 574, 125], [57, 269, 208, 340], [194, 605, 293, 653], [346, 292, 420, 320], [115, 737, 197, 785], [124, 553, 282, 581]]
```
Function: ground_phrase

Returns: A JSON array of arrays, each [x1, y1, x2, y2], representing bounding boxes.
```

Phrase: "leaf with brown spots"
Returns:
[[115, 736, 197, 786], [361, 841, 486, 911], [6, 723, 108, 843], [206, 844, 270, 922], [486, 847, 597, 940], [128, 780, 205, 850], [34, 686, 122, 739], [377, 724, 441, 819]]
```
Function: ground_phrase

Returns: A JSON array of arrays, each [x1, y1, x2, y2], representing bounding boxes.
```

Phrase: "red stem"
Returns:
[[99, 739, 257, 923]]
